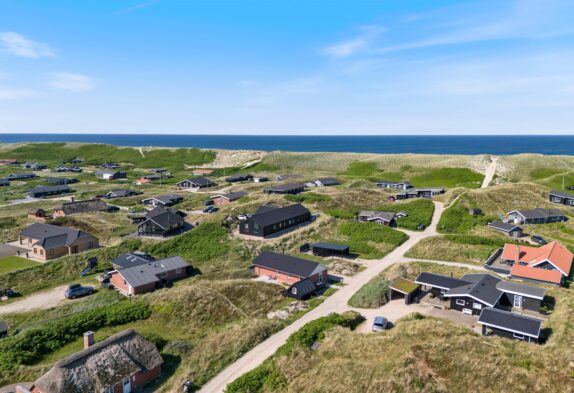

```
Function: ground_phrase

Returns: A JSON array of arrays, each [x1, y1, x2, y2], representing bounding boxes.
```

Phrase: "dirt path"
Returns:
[[199, 202, 445, 393], [0, 285, 68, 315], [481, 156, 498, 188], [138, 147, 146, 158]]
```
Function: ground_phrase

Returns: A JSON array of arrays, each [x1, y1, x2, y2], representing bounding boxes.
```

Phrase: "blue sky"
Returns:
[[1, 0, 574, 135]]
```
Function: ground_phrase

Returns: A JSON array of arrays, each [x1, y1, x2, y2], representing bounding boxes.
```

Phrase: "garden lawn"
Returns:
[[0, 256, 40, 275]]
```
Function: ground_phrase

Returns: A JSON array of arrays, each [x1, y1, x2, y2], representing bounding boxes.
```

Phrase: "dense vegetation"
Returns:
[[225, 312, 363, 393], [384, 199, 434, 230], [0, 302, 151, 370], [438, 202, 493, 233]]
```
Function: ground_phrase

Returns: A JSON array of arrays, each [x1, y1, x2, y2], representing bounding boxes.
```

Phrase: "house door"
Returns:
[[514, 295, 522, 308], [123, 377, 131, 393]]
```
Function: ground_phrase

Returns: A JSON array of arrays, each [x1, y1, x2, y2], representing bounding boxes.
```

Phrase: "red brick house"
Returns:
[[251, 251, 327, 286], [110, 256, 190, 296], [16, 329, 162, 393]]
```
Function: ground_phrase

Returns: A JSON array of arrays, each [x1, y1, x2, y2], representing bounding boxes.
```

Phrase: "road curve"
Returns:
[[199, 202, 445, 393]]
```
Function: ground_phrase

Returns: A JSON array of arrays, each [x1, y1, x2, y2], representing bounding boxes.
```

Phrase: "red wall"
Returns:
[[253, 266, 327, 286]]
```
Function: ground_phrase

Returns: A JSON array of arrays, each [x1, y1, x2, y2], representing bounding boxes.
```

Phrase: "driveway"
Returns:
[[0, 244, 22, 258], [353, 299, 433, 334], [0, 285, 69, 315], [199, 201, 446, 393]]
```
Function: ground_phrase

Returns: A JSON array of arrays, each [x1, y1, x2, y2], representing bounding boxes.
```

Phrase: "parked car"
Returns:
[[531, 235, 548, 245], [65, 284, 95, 299], [417, 223, 426, 230], [203, 206, 214, 213], [371, 316, 390, 332], [203, 199, 214, 206]]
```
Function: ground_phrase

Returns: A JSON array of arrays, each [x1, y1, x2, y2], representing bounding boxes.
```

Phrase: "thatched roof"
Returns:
[[32, 329, 162, 393]]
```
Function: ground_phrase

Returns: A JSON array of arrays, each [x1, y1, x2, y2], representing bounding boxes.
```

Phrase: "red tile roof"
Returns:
[[502, 242, 573, 284]]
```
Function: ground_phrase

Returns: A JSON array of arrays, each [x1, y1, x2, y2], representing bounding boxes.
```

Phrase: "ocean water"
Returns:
[[1, 134, 573, 155]]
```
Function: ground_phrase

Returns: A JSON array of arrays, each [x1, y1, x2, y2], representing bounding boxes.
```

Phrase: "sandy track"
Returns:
[[0, 285, 69, 315], [481, 156, 498, 188]]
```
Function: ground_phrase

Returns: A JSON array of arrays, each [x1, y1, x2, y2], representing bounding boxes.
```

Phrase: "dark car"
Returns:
[[531, 235, 547, 245], [372, 316, 391, 332], [203, 199, 214, 206], [417, 223, 426, 230], [65, 284, 95, 299]]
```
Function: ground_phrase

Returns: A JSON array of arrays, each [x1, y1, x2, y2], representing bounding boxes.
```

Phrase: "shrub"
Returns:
[[324, 208, 357, 219], [348, 277, 390, 308], [438, 204, 492, 234], [382, 199, 434, 230], [339, 222, 408, 245], [143, 332, 168, 351], [0, 302, 151, 370], [0, 217, 17, 230], [284, 192, 331, 204]]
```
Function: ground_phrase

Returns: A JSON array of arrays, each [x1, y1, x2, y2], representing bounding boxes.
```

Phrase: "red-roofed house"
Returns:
[[500, 241, 573, 286]]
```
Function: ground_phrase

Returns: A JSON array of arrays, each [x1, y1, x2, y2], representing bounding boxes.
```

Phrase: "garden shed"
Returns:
[[387, 278, 421, 305]]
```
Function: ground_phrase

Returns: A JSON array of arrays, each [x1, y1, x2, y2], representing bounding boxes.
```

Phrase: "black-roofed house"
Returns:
[[53, 165, 82, 173], [103, 189, 142, 199], [20, 329, 163, 393], [252, 251, 328, 287], [304, 242, 350, 257], [211, 191, 248, 205], [253, 176, 269, 183], [285, 278, 318, 300], [549, 190, 574, 206], [52, 199, 112, 217], [478, 308, 543, 343], [141, 194, 183, 207], [226, 173, 253, 183], [263, 183, 306, 195], [110, 256, 190, 295], [27, 185, 72, 198], [18, 223, 99, 261], [8, 172, 37, 180], [358, 210, 396, 226], [416, 272, 546, 316], [396, 187, 445, 200], [176, 177, 217, 191], [0, 178, 9, 187], [376, 180, 413, 190], [488, 221, 524, 238], [96, 170, 127, 180], [27, 208, 49, 221], [506, 208, 566, 225], [314, 178, 340, 187], [137, 207, 185, 237], [44, 177, 78, 185], [99, 162, 121, 169], [239, 204, 311, 238]]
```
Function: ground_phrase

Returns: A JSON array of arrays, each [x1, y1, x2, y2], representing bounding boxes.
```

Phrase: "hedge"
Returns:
[[0, 301, 151, 370]]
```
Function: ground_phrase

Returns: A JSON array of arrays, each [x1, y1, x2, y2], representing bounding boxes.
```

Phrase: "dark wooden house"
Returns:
[[478, 308, 543, 343], [263, 183, 306, 195], [27, 185, 71, 198], [239, 204, 311, 238], [549, 190, 574, 206]]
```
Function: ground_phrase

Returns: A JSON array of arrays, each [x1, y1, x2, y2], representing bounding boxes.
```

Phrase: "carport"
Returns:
[[387, 278, 420, 305]]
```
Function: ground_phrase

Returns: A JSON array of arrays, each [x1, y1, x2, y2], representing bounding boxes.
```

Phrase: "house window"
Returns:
[[124, 280, 127, 285], [33, 248, 37, 254], [513, 332, 525, 340], [456, 299, 465, 306], [472, 302, 482, 310], [292, 287, 298, 295], [47, 249, 54, 256], [40, 249, 44, 255]]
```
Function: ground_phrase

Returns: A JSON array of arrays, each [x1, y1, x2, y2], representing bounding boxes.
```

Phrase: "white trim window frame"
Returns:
[[472, 302, 482, 310], [513, 332, 525, 340], [456, 299, 466, 306]]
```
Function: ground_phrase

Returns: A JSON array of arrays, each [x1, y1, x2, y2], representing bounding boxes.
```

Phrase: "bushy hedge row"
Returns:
[[225, 312, 363, 393], [0, 302, 151, 370]]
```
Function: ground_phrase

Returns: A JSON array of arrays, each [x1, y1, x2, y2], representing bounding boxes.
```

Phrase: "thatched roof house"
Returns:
[[24, 329, 162, 393]]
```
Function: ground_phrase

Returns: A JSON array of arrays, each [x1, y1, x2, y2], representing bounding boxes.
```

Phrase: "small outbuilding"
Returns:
[[478, 307, 543, 343], [388, 278, 421, 305], [488, 221, 524, 238], [304, 242, 350, 257], [285, 278, 318, 300], [469, 208, 483, 216]]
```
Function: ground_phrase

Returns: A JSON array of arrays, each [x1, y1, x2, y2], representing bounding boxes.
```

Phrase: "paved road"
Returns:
[[199, 202, 445, 393], [481, 156, 498, 188]]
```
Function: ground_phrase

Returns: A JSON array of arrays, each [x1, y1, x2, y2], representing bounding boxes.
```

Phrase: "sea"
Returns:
[[1, 134, 573, 155]]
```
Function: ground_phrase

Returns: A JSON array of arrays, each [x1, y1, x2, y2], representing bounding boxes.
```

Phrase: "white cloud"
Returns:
[[0, 86, 39, 100], [0, 32, 55, 58], [47, 73, 97, 92], [322, 25, 385, 58]]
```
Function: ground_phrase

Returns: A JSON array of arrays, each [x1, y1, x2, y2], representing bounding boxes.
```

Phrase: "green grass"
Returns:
[[410, 167, 483, 188], [0, 256, 40, 275], [529, 167, 564, 180], [0, 143, 215, 171], [348, 277, 390, 308], [405, 235, 507, 264], [284, 192, 331, 204], [338, 221, 408, 259], [438, 200, 494, 234], [384, 199, 435, 230]]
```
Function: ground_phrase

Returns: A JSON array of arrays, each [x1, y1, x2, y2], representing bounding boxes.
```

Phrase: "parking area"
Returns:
[[353, 299, 433, 333]]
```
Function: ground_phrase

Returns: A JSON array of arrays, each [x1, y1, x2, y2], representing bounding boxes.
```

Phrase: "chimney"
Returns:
[[83, 331, 95, 349], [516, 245, 520, 265]]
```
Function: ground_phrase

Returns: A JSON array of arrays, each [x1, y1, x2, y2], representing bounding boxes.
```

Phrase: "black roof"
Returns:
[[478, 308, 542, 338], [112, 252, 155, 269], [287, 278, 317, 299], [443, 274, 503, 307], [143, 194, 183, 205], [252, 251, 326, 278], [310, 242, 350, 252], [0, 178, 9, 185], [19, 223, 92, 249], [106, 189, 140, 198], [549, 189, 574, 199], [317, 177, 339, 185], [415, 272, 471, 290], [488, 221, 522, 232], [28, 185, 70, 194], [496, 281, 547, 300], [263, 183, 305, 193], [227, 173, 253, 182], [140, 207, 184, 229], [213, 191, 248, 201], [250, 204, 310, 227], [179, 177, 216, 187]]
